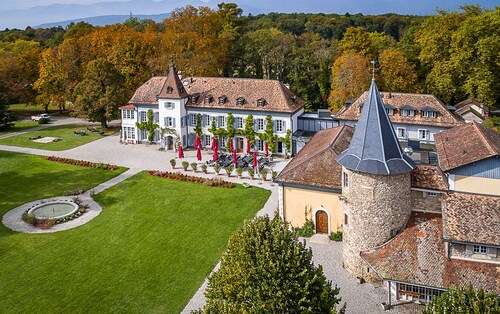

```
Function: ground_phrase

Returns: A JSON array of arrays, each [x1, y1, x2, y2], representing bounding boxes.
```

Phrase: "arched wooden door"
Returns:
[[315, 210, 328, 234]]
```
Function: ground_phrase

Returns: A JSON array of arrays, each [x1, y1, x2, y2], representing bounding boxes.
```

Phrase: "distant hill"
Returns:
[[36, 13, 171, 28]]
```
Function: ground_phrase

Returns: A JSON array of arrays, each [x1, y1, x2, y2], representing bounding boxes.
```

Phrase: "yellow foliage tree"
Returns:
[[379, 47, 419, 92]]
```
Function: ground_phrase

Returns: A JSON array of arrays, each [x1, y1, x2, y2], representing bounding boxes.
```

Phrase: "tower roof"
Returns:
[[158, 64, 189, 99], [336, 79, 415, 175]]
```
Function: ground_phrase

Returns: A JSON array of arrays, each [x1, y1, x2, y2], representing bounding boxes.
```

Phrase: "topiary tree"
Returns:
[[194, 113, 202, 138], [136, 109, 158, 143], [422, 285, 500, 314], [199, 215, 345, 314], [244, 114, 255, 147], [265, 115, 277, 153]]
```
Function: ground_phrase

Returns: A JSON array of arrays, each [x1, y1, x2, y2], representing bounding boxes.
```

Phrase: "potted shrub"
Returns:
[[225, 166, 233, 177], [272, 171, 278, 181], [201, 164, 208, 173], [170, 159, 176, 169], [182, 161, 189, 171], [260, 169, 268, 181], [213, 163, 221, 175], [236, 167, 244, 179], [248, 168, 255, 180], [191, 163, 198, 172]]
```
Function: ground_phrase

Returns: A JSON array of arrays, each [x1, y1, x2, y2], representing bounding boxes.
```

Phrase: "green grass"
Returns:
[[8, 103, 63, 116], [0, 124, 118, 150], [0, 152, 271, 313], [0, 120, 39, 135]]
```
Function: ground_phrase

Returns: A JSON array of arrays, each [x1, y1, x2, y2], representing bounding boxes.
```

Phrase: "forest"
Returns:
[[0, 3, 498, 125]]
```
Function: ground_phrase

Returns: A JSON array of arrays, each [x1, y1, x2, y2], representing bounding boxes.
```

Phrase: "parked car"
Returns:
[[31, 113, 51, 121]]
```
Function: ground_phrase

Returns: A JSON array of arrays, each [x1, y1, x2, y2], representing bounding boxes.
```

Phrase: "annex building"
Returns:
[[120, 65, 305, 155], [275, 79, 500, 306]]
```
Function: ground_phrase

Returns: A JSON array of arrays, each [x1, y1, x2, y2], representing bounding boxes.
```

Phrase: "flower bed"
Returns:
[[46, 156, 119, 170], [147, 170, 235, 189]]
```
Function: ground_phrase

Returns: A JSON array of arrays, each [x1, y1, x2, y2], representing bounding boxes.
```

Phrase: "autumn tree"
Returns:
[[73, 59, 128, 128], [378, 47, 419, 92], [198, 215, 345, 313], [328, 53, 371, 113], [422, 285, 499, 314], [34, 47, 66, 113]]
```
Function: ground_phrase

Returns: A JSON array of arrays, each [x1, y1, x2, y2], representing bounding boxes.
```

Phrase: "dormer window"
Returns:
[[204, 95, 213, 104], [191, 94, 199, 103], [400, 106, 416, 117], [218, 96, 226, 104], [236, 97, 245, 106], [291, 96, 297, 104], [166, 86, 173, 94], [385, 108, 394, 116], [257, 98, 266, 107], [421, 107, 438, 118], [359, 105, 363, 113]]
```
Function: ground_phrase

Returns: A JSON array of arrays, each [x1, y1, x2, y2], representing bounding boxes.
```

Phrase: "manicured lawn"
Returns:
[[0, 120, 39, 135], [0, 154, 270, 313], [8, 103, 65, 116], [0, 124, 118, 150]]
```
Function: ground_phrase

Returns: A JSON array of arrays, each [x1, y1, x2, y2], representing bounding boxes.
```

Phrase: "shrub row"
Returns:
[[46, 156, 119, 170], [147, 170, 235, 189]]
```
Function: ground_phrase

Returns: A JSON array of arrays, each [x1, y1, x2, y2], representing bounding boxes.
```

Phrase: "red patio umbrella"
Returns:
[[246, 139, 251, 154], [253, 151, 257, 169], [196, 146, 202, 161], [195, 135, 201, 149], [211, 137, 217, 150], [233, 149, 237, 166], [229, 137, 233, 152], [264, 141, 269, 157], [178, 144, 184, 158], [213, 149, 219, 162]]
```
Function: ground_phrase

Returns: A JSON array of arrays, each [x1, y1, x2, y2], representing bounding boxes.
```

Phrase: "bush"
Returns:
[[247, 168, 255, 177], [201, 164, 207, 173], [38, 117, 50, 124], [272, 171, 278, 180], [213, 163, 221, 174], [422, 285, 500, 314], [169, 159, 176, 168], [236, 167, 243, 176], [191, 163, 198, 172], [293, 219, 315, 237], [225, 166, 233, 177], [147, 170, 235, 188], [181, 161, 189, 171], [330, 231, 343, 242], [201, 215, 344, 313], [45, 156, 118, 170], [260, 169, 268, 180]]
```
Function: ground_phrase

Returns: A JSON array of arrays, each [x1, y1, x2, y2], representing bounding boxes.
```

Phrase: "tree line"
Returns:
[[0, 3, 497, 127]]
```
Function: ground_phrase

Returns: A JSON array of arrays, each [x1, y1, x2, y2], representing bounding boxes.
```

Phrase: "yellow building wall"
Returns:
[[283, 186, 343, 233], [454, 175, 500, 196]]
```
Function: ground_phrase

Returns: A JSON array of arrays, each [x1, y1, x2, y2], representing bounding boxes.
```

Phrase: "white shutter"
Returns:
[[254, 119, 257, 131], [173, 118, 176, 128], [272, 120, 276, 133], [164, 117, 168, 126], [282, 121, 286, 132], [487, 247, 497, 258]]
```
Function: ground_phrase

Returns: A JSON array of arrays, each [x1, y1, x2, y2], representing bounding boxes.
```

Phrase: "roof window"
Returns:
[[218, 96, 226, 104], [257, 98, 266, 107], [166, 86, 173, 94], [204, 95, 213, 104], [191, 94, 199, 103], [236, 97, 245, 106]]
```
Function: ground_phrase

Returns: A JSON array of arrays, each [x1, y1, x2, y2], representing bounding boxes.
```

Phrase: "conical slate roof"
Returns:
[[336, 79, 415, 175]]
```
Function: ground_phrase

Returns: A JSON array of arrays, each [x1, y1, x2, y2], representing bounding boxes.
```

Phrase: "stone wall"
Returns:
[[410, 190, 442, 213], [342, 167, 412, 280]]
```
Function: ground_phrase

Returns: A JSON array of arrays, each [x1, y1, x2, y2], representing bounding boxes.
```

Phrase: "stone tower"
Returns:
[[336, 79, 415, 281]]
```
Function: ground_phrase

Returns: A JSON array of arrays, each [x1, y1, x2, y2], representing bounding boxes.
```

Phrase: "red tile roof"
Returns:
[[336, 91, 463, 127], [442, 192, 500, 246], [362, 212, 499, 294], [128, 76, 169, 105], [434, 122, 500, 171], [158, 65, 189, 99], [274, 125, 354, 190], [119, 104, 135, 109], [183, 77, 305, 113], [410, 165, 448, 191]]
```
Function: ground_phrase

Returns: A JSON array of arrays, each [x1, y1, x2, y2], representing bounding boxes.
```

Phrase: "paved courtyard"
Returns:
[[0, 117, 422, 314]]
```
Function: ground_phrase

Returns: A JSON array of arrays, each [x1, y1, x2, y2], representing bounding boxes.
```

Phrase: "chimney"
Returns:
[[177, 70, 183, 80]]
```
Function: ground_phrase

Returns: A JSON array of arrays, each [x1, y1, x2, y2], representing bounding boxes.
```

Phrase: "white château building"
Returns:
[[120, 65, 305, 155]]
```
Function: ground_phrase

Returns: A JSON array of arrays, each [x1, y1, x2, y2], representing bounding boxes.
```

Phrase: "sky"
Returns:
[[0, 0, 498, 29]]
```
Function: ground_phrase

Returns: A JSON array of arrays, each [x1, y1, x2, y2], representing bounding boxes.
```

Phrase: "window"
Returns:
[[204, 95, 212, 104], [234, 117, 243, 129], [203, 135, 211, 147], [190, 95, 199, 103], [220, 136, 227, 147], [418, 129, 429, 140], [236, 97, 245, 105], [422, 111, 437, 118], [390, 229, 398, 237], [275, 120, 284, 133], [189, 114, 197, 126], [166, 86, 173, 94], [218, 96, 226, 104], [256, 118, 265, 131], [153, 112, 159, 124], [218, 116, 226, 128], [139, 111, 147, 122], [164, 102, 175, 109], [257, 98, 266, 107], [203, 115, 210, 127], [401, 109, 415, 117], [181, 116, 186, 127], [164, 117, 175, 127], [343, 172, 349, 188], [397, 128, 406, 139], [473, 245, 487, 254], [256, 139, 264, 151], [139, 129, 148, 140], [344, 214, 348, 225], [385, 108, 394, 116], [122, 110, 134, 120], [425, 192, 438, 197], [123, 127, 135, 139]]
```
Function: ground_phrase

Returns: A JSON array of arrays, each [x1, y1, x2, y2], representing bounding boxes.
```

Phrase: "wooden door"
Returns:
[[315, 210, 328, 234], [237, 138, 244, 153]]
